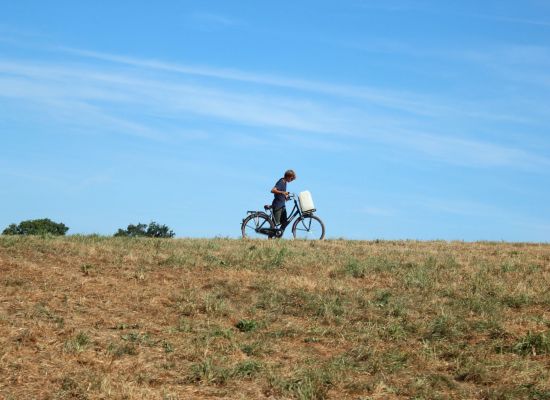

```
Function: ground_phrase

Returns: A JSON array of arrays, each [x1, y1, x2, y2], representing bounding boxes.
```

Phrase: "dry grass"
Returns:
[[1, 236, 549, 399]]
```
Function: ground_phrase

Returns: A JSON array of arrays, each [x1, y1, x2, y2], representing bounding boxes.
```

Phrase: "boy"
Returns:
[[271, 170, 296, 227]]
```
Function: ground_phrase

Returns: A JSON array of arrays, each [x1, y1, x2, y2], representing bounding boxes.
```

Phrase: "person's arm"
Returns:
[[271, 187, 289, 196]]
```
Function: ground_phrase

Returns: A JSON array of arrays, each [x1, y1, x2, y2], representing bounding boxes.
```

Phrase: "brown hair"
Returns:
[[284, 169, 296, 179]]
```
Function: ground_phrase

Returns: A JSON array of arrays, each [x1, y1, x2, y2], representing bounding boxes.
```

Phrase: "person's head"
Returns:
[[284, 169, 296, 182]]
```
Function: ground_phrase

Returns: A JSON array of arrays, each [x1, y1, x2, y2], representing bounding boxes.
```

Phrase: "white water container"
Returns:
[[299, 191, 316, 213]]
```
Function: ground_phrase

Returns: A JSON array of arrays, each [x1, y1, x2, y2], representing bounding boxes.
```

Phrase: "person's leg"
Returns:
[[281, 207, 288, 228], [273, 207, 282, 226]]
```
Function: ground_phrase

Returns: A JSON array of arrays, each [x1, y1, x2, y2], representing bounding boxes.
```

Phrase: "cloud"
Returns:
[[456, 44, 550, 68], [57, 47, 464, 118], [445, 44, 550, 97], [60, 45, 550, 129], [189, 12, 240, 29], [473, 14, 550, 28], [386, 130, 550, 169], [1, 45, 549, 170], [357, 206, 397, 217], [0, 167, 65, 187], [409, 196, 500, 217], [407, 195, 550, 240], [355, 0, 432, 12]]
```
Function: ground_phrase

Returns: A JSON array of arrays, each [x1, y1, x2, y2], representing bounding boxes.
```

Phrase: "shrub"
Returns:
[[232, 360, 262, 378], [235, 319, 258, 332], [114, 221, 175, 238], [64, 332, 90, 353], [344, 258, 367, 278], [2, 218, 69, 236], [513, 330, 550, 356]]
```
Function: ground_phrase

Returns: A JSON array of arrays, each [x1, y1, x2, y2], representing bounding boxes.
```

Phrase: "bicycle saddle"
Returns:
[[264, 205, 272, 211]]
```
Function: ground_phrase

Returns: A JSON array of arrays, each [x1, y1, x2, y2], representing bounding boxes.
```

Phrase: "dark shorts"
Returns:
[[273, 207, 287, 226]]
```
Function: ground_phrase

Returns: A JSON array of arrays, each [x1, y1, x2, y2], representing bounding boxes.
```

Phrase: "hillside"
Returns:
[[1, 236, 549, 399]]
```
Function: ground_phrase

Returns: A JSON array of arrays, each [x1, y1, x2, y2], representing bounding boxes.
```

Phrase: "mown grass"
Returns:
[[0, 236, 549, 399]]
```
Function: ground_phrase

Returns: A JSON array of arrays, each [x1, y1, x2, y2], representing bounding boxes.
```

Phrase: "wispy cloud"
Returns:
[[386, 130, 550, 169], [355, 0, 432, 12], [1, 43, 549, 170], [0, 167, 66, 187], [357, 206, 397, 217], [456, 44, 550, 68], [60, 45, 550, 129], [353, 3, 550, 29], [189, 12, 240, 29], [473, 14, 550, 28], [406, 194, 550, 239], [408, 196, 500, 217], [57, 47, 469, 118]]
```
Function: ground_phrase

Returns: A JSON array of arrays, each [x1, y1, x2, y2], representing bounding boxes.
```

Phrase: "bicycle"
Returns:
[[241, 193, 325, 240]]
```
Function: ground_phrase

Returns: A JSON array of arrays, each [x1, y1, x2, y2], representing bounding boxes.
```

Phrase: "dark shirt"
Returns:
[[272, 178, 287, 209]]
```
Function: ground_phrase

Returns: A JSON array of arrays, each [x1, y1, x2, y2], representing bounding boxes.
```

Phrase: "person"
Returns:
[[271, 170, 296, 227]]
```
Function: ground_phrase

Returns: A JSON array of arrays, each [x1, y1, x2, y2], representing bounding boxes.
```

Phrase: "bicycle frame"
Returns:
[[243, 193, 323, 239], [254, 194, 309, 235], [270, 196, 300, 229]]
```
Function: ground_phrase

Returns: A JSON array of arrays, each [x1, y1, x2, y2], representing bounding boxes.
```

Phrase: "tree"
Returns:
[[2, 218, 69, 236], [114, 221, 175, 238], [145, 221, 176, 238], [114, 223, 148, 237]]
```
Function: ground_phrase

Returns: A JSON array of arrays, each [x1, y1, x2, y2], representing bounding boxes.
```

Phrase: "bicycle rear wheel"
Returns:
[[292, 215, 325, 240], [241, 213, 275, 239]]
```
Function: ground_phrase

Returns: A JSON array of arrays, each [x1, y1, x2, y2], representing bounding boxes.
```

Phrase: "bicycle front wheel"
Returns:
[[241, 213, 275, 239], [292, 215, 325, 240]]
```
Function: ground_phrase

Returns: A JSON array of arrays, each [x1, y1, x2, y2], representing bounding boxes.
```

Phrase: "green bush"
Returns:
[[114, 221, 175, 238], [2, 218, 69, 236], [513, 330, 550, 356], [235, 319, 258, 332]]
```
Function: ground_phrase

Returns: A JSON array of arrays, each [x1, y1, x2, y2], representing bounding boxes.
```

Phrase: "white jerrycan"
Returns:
[[298, 191, 316, 214]]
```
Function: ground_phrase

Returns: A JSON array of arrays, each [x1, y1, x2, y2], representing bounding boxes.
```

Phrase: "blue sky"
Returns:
[[1, 0, 549, 241]]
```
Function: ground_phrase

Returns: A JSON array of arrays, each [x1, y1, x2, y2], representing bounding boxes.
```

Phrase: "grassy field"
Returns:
[[1, 236, 549, 399]]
